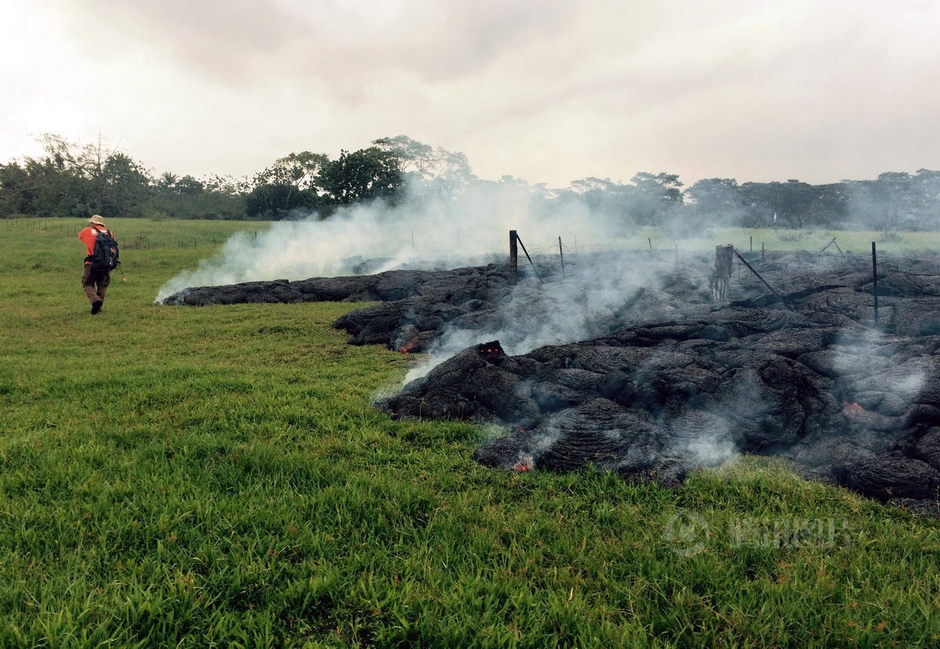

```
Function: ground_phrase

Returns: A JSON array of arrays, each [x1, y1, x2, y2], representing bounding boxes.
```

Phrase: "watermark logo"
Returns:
[[663, 511, 711, 556], [728, 516, 852, 550], [664, 510, 851, 555]]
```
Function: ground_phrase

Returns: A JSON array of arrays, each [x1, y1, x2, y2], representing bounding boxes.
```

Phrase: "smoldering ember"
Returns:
[[162, 245, 940, 513]]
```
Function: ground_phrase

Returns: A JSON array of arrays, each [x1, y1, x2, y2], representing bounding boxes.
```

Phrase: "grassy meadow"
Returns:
[[1, 217, 939, 647]]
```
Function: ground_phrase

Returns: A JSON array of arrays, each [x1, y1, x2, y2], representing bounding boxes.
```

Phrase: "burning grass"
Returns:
[[0, 220, 939, 646]]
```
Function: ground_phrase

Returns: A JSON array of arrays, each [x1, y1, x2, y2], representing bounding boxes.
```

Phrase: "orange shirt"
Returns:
[[78, 225, 115, 263]]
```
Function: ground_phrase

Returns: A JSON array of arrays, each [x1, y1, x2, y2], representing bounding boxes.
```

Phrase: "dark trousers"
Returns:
[[82, 264, 111, 305]]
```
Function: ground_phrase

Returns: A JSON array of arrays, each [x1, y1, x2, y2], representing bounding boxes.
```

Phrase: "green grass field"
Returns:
[[1, 217, 939, 647]]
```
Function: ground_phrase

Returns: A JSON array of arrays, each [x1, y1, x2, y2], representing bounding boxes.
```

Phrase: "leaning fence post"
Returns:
[[731, 247, 793, 310], [515, 233, 541, 283], [558, 236, 565, 279]]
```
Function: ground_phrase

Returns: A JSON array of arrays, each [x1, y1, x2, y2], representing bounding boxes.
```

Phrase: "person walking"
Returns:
[[78, 214, 116, 314]]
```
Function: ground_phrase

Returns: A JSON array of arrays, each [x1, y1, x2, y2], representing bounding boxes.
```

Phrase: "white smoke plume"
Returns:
[[400, 250, 684, 385], [155, 177, 623, 303], [833, 328, 929, 409], [667, 411, 740, 469], [156, 175, 690, 389]]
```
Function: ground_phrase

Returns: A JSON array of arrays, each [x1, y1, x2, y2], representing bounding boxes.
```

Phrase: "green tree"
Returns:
[[255, 151, 328, 189], [873, 172, 915, 237], [0, 162, 32, 216], [156, 172, 179, 191], [318, 147, 403, 205], [912, 169, 940, 229], [372, 135, 473, 182], [552, 177, 637, 231], [20, 155, 82, 216], [99, 152, 152, 217], [372, 135, 474, 204], [246, 151, 328, 218], [154, 172, 248, 220], [245, 183, 316, 219], [372, 135, 433, 175], [629, 172, 683, 225], [14, 133, 154, 217], [174, 175, 206, 196], [685, 178, 742, 228]]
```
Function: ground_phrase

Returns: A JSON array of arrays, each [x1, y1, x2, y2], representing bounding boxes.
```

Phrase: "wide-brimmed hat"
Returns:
[[88, 215, 106, 226]]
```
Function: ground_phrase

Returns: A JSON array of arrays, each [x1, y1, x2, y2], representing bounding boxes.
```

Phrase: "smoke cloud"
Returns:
[[833, 328, 929, 410], [667, 411, 739, 468], [156, 176, 717, 402], [155, 178, 626, 304]]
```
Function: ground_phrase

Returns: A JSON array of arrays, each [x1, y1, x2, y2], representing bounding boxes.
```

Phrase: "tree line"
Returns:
[[0, 134, 409, 221], [548, 170, 940, 236], [2, 133, 938, 233]]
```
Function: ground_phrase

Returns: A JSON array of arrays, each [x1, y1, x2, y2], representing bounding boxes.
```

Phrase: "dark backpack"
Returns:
[[90, 229, 120, 271]]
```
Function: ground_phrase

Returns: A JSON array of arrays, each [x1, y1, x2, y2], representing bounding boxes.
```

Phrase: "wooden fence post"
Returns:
[[509, 230, 518, 284], [872, 242, 879, 326]]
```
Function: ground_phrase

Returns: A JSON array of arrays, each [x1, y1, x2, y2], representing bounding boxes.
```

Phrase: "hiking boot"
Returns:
[[91, 301, 102, 315]]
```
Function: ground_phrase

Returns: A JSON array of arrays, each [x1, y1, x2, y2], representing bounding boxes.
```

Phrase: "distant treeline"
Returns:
[[558, 170, 940, 235], [2, 134, 938, 233]]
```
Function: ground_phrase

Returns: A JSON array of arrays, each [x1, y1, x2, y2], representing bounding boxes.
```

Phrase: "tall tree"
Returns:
[[16, 133, 154, 217], [686, 178, 739, 209], [913, 169, 940, 229], [255, 151, 329, 190], [99, 152, 152, 217], [373, 135, 475, 203], [373, 135, 473, 182], [318, 147, 403, 205], [0, 162, 31, 216], [629, 172, 684, 225], [553, 177, 637, 230], [246, 151, 328, 218], [873, 172, 915, 236]]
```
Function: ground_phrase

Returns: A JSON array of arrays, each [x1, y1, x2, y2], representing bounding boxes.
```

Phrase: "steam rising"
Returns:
[[834, 328, 928, 408], [667, 411, 739, 468], [156, 178, 619, 304], [157, 176, 683, 386], [403, 262, 664, 384]]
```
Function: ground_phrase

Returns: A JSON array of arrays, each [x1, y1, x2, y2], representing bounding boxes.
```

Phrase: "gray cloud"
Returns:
[[2, 0, 939, 186]]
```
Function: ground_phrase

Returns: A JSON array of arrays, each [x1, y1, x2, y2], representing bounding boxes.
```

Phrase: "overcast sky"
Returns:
[[2, 0, 938, 189]]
